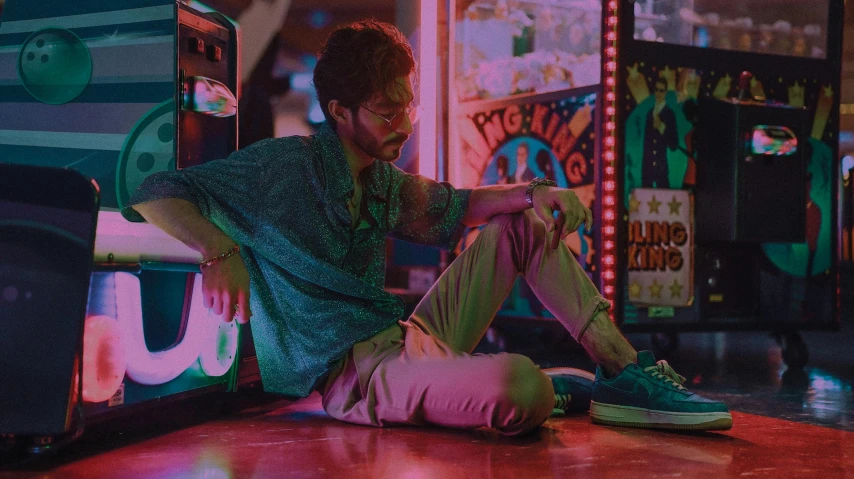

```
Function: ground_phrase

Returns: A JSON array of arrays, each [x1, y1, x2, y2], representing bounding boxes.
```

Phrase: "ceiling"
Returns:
[[202, 0, 396, 55], [204, 0, 395, 21]]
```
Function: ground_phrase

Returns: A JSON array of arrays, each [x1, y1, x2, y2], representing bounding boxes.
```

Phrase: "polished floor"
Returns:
[[3, 289, 854, 477]]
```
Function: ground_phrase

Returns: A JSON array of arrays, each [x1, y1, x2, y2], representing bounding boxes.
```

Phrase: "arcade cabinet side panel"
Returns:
[[0, 0, 179, 211]]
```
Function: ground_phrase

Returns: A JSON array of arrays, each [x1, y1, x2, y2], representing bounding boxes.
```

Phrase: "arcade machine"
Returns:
[[428, 0, 842, 363], [0, 0, 256, 455]]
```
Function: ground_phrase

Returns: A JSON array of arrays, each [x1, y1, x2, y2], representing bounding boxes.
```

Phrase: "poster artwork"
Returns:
[[455, 94, 597, 268], [627, 188, 693, 307]]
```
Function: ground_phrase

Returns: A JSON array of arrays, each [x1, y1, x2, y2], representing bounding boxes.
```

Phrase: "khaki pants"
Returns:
[[319, 210, 610, 436]]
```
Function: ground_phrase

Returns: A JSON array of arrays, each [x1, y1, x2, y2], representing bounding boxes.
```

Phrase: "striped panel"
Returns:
[[0, 4, 175, 31], [0, 40, 174, 81], [0, 20, 176, 48], [0, 83, 175, 104], [0, 130, 128, 151], [0, 102, 160, 134]]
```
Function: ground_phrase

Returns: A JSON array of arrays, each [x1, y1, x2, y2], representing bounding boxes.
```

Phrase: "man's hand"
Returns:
[[531, 186, 593, 250], [202, 252, 252, 324]]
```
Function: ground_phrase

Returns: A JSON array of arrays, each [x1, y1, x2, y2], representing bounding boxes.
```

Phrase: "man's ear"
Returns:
[[328, 100, 350, 126]]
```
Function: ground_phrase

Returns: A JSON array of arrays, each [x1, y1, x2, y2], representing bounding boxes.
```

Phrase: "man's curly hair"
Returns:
[[313, 19, 416, 129]]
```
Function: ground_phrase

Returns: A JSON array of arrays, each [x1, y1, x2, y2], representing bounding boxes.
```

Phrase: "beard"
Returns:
[[352, 116, 407, 162]]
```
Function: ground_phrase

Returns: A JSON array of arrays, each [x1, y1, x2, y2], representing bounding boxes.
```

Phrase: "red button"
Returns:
[[188, 37, 204, 53], [206, 45, 222, 62]]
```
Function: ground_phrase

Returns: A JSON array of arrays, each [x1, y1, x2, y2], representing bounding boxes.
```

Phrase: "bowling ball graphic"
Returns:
[[116, 100, 176, 209], [17, 28, 92, 104]]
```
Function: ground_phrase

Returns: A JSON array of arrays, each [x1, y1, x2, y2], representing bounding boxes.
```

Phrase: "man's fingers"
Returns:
[[221, 293, 236, 322], [211, 294, 223, 316], [551, 212, 565, 250], [585, 206, 594, 232], [237, 291, 251, 324]]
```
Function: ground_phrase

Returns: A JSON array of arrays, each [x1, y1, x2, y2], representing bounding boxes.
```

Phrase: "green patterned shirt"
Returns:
[[122, 124, 471, 397]]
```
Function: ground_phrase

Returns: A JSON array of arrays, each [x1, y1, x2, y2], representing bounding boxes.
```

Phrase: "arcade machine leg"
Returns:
[[774, 332, 809, 369], [651, 332, 680, 356]]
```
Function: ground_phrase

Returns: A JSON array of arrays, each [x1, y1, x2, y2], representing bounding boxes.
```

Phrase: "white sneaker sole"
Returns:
[[590, 401, 733, 431], [543, 367, 596, 381]]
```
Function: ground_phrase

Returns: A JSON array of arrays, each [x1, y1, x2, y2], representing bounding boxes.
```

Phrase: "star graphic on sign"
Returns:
[[629, 194, 641, 213], [629, 281, 642, 298], [824, 85, 834, 98], [668, 195, 682, 215], [649, 279, 663, 299], [669, 279, 683, 299], [647, 195, 662, 214]]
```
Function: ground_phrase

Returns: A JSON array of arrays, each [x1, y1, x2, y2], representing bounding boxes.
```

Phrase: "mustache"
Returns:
[[386, 136, 408, 145]]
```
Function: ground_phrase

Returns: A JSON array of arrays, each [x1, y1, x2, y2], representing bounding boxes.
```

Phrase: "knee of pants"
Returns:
[[486, 210, 547, 245], [490, 354, 554, 424]]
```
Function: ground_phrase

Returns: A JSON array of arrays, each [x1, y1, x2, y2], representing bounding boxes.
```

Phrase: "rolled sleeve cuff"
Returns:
[[120, 171, 206, 223]]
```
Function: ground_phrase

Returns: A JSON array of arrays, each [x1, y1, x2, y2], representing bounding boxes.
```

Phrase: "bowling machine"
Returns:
[[0, 0, 255, 452]]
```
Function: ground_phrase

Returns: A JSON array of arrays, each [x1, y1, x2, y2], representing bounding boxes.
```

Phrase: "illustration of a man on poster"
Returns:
[[642, 79, 678, 188], [513, 141, 534, 183]]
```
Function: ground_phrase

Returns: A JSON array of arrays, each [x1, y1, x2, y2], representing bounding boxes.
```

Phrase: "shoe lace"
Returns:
[[643, 360, 687, 391], [554, 393, 572, 411]]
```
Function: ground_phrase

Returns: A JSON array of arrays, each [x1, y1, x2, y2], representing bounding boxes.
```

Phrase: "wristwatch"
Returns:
[[525, 177, 556, 207]]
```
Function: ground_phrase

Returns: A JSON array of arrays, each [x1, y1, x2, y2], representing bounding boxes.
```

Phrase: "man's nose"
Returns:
[[396, 113, 414, 136]]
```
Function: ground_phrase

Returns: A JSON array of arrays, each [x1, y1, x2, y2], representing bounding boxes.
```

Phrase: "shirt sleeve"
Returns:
[[120, 138, 272, 245], [385, 165, 472, 250]]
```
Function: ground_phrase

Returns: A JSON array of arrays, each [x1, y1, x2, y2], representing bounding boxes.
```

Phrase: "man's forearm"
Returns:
[[461, 184, 530, 226], [132, 198, 236, 258]]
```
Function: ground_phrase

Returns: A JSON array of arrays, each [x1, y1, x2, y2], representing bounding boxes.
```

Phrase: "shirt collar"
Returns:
[[316, 122, 386, 202], [316, 122, 356, 201]]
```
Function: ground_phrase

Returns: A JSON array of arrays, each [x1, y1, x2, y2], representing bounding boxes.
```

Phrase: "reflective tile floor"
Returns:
[[3, 300, 854, 477]]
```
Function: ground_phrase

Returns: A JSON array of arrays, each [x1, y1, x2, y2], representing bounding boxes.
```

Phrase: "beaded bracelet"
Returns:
[[200, 244, 240, 269]]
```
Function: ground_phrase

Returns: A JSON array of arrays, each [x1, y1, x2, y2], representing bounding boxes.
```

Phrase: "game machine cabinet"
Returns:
[[603, 0, 842, 364], [0, 0, 260, 456], [430, 0, 841, 364]]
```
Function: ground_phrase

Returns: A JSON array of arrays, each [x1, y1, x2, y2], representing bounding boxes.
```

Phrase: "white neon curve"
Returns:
[[115, 272, 207, 385]]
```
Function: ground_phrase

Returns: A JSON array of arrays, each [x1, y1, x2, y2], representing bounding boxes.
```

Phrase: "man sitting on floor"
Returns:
[[124, 19, 731, 435]]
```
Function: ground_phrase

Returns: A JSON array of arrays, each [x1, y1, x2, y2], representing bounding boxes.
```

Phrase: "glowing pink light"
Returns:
[[606, 61, 617, 72], [605, 137, 615, 146], [609, 1, 618, 9], [606, 32, 617, 41], [604, 285, 615, 295], [82, 315, 126, 403], [606, 92, 615, 101], [605, 240, 615, 250], [604, 226, 615, 235], [603, 270, 616, 280], [604, 181, 615, 191], [604, 210, 615, 221], [603, 196, 615, 206], [606, 77, 615, 86], [606, 47, 616, 57], [603, 255, 615, 265], [605, 166, 615, 175], [607, 17, 618, 26], [606, 122, 615, 131], [604, 152, 615, 161], [419, 0, 438, 179], [606, 107, 616, 116]]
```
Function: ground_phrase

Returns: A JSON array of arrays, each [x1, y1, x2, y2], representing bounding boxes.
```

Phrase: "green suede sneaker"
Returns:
[[590, 351, 732, 431], [544, 367, 595, 416]]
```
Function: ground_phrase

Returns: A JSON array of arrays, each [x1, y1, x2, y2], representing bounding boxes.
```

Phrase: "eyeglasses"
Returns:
[[360, 103, 422, 129]]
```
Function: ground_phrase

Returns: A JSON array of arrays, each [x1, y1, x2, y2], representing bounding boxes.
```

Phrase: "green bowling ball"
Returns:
[[17, 28, 92, 104]]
